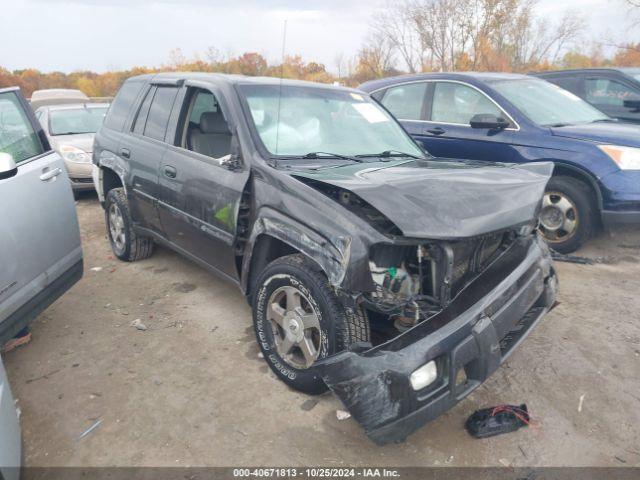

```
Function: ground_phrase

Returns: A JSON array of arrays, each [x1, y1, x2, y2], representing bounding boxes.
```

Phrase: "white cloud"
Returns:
[[2, 0, 637, 74], [3, 0, 379, 72]]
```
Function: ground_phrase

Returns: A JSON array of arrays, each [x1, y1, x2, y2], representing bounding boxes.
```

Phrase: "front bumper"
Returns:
[[64, 161, 94, 191], [316, 235, 557, 445], [600, 169, 640, 225]]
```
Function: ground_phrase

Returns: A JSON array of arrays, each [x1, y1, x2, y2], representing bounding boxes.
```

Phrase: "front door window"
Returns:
[[431, 82, 504, 125], [0, 92, 44, 163]]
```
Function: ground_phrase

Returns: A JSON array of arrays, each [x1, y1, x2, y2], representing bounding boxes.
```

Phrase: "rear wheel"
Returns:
[[538, 176, 596, 254], [105, 188, 155, 262], [252, 254, 369, 394]]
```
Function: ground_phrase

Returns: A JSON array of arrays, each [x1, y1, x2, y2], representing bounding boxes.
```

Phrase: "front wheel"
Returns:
[[538, 176, 596, 254], [252, 254, 369, 394]]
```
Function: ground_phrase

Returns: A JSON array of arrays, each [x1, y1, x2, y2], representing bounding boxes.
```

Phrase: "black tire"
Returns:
[[252, 254, 369, 394], [539, 176, 597, 254], [105, 187, 155, 262]]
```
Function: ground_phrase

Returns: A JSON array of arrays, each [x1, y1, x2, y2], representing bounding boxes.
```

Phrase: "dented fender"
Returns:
[[95, 149, 130, 197], [241, 207, 352, 292]]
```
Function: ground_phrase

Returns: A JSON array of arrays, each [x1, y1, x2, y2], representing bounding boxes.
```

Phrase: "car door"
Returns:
[[0, 356, 20, 480], [0, 88, 82, 344], [584, 76, 640, 124], [412, 81, 517, 163], [158, 82, 250, 280], [120, 82, 180, 235]]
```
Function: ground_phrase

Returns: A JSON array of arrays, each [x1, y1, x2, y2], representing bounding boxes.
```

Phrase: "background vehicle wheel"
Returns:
[[538, 176, 596, 254], [105, 187, 155, 262], [252, 254, 370, 394]]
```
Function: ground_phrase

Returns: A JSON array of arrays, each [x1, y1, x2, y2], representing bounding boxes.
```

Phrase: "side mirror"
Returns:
[[470, 114, 510, 130], [623, 97, 640, 111], [0, 152, 17, 180], [218, 153, 242, 171]]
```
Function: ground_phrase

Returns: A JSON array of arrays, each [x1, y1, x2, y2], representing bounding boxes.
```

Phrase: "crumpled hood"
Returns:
[[292, 159, 553, 239], [550, 122, 640, 147], [50, 133, 95, 153]]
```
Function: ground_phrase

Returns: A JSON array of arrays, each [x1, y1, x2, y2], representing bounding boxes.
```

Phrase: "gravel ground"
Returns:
[[4, 194, 640, 467]]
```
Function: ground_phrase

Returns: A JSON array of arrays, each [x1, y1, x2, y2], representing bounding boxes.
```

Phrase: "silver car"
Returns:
[[35, 103, 109, 192], [0, 87, 83, 478], [0, 359, 20, 480]]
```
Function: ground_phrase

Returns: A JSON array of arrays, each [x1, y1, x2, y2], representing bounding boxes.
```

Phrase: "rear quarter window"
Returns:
[[104, 80, 145, 132]]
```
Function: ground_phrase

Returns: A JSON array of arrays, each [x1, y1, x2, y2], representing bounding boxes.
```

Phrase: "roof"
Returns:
[[44, 102, 110, 112], [534, 67, 640, 77], [127, 72, 359, 93], [30, 89, 90, 109], [359, 72, 529, 92]]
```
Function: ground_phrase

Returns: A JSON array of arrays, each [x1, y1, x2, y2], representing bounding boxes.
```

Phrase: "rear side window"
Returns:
[[585, 78, 639, 106], [381, 83, 427, 120], [549, 77, 583, 96], [132, 87, 155, 135], [143, 87, 178, 141], [0, 91, 44, 164], [104, 80, 144, 131]]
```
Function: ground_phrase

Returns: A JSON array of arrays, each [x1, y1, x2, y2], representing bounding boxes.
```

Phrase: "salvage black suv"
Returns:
[[93, 73, 557, 444]]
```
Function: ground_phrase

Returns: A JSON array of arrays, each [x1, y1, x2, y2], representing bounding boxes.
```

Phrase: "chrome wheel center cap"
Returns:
[[285, 314, 303, 338], [541, 206, 563, 230]]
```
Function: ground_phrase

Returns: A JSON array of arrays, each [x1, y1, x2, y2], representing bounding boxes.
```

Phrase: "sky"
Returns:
[[1, 0, 635, 74]]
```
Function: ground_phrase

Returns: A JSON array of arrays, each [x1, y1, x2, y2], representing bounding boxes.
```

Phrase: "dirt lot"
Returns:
[[4, 194, 640, 467]]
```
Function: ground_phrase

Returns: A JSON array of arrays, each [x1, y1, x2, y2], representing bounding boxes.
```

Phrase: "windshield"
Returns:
[[490, 78, 609, 126], [49, 106, 108, 135], [238, 85, 424, 158]]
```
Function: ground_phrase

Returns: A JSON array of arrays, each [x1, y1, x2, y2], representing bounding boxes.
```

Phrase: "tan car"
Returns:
[[35, 102, 109, 192]]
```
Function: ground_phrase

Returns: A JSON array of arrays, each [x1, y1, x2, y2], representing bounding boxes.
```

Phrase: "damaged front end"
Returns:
[[317, 233, 557, 445], [288, 160, 558, 445]]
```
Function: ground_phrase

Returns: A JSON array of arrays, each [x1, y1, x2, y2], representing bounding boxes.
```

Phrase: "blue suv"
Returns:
[[361, 73, 640, 253]]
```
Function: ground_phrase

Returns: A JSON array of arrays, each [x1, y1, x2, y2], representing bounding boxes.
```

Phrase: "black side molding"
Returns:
[[0, 260, 83, 345]]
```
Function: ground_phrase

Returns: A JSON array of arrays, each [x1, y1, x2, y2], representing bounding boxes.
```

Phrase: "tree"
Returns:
[[613, 43, 640, 65], [352, 31, 398, 83], [372, 0, 584, 73], [372, 1, 423, 73]]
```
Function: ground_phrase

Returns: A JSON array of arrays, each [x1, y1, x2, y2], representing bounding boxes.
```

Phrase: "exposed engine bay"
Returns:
[[293, 171, 527, 342], [363, 231, 514, 340]]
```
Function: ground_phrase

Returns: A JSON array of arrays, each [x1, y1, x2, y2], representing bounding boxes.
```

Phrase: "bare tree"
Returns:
[[354, 31, 397, 81], [371, 0, 584, 73], [205, 46, 223, 66], [372, 1, 424, 72]]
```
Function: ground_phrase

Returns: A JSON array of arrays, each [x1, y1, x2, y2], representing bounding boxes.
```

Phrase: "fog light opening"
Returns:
[[410, 360, 438, 391]]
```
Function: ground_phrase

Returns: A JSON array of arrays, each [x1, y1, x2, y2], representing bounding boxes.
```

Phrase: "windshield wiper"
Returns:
[[52, 131, 94, 136], [302, 152, 364, 163], [591, 118, 618, 123], [356, 150, 423, 159]]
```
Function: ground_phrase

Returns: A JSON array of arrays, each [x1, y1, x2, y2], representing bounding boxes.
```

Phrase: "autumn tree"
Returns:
[[613, 43, 640, 65], [371, 0, 584, 73]]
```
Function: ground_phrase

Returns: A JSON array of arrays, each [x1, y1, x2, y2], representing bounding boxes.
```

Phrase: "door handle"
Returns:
[[163, 165, 177, 179], [426, 127, 446, 135], [39, 167, 62, 182], [120, 148, 130, 159]]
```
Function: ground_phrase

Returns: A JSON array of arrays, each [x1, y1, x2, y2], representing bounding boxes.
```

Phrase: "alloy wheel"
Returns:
[[108, 203, 126, 252], [266, 285, 322, 369], [538, 191, 579, 243]]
